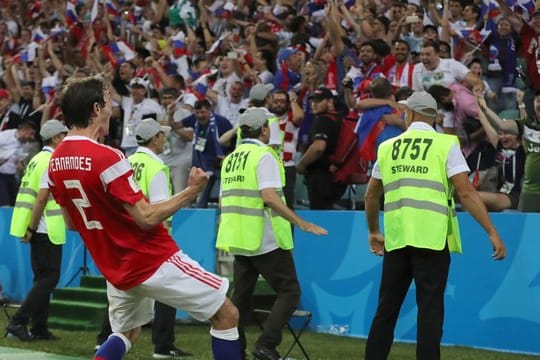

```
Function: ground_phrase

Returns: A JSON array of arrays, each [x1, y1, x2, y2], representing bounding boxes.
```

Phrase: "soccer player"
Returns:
[[48, 76, 241, 360]]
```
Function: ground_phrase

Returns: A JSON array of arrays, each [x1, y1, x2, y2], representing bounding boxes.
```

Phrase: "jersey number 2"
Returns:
[[64, 179, 104, 230]]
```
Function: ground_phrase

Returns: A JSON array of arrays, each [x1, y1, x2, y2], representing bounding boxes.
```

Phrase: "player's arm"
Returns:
[[123, 167, 208, 230], [260, 188, 327, 235], [364, 176, 385, 256], [60, 206, 76, 231], [23, 188, 49, 243], [451, 172, 506, 260]]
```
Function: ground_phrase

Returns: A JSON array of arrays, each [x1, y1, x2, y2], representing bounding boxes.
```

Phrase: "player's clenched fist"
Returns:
[[187, 167, 209, 191]]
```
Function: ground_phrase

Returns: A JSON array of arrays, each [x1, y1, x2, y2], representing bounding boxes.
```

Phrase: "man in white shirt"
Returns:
[[209, 81, 249, 127], [158, 88, 194, 194], [0, 121, 36, 206], [412, 40, 481, 92], [109, 77, 163, 155]]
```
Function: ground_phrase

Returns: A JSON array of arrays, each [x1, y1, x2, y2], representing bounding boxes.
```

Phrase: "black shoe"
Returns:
[[29, 330, 60, 341], [252, 347, 280, 360], [152, 347, 194, 358], [5, 323, 32, 341]]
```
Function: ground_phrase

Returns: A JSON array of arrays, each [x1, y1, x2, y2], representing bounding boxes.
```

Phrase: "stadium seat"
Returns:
[[253, 308, 312, 360]]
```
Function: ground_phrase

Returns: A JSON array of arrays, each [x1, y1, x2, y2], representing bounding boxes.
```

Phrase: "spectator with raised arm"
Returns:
[[475, 92, 525, 211], [476, 89, 540, 212]]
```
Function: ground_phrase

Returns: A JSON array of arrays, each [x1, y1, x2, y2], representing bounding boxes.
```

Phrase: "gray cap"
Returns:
[[400, 91, 438, 118], [238, 107, 273, 130], [249, 83, 274, 101], [135, 119, 171, 143], [173, 108, 192, 123], [40, 119, 68, 140]]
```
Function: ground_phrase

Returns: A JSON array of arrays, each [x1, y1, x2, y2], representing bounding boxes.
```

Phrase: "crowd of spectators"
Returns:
[[0, 0, 537, 211]]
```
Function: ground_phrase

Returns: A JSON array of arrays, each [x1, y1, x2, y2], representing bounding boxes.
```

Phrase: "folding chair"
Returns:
[[2, 302, 19, 322], [253, 308, 312, 360]]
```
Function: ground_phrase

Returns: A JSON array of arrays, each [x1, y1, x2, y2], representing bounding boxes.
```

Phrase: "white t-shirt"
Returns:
[[120, 97, 163, 149], [412, 58, 470, 91], [371, 122, 470, 179], [37, 147, 54, 233], [0, 129, 28, 174], [212, 73, 242, 97], [135, 146, 170, 203], [214, 95, 249, 127]]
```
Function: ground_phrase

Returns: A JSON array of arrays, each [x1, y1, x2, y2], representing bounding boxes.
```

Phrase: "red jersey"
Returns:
[[48, 136, 179, 290]]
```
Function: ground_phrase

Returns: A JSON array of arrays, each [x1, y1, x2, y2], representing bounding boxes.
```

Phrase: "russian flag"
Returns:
[[105, 0, 120, 17], [65, 1, 79, 26], [50, 24, 66, 38], [193, 81, 208, 96], [345, 66, 364, 89], [173, 39, 188, 57], [357, 107, 390, 161], [207, 1, 231, 17], [21, 51, 30, 63], [41, 76, 58, 101], [214, 8, 231, 18], [482, 0, 501, 20], [191, 74, 211, 100], [103, 40, 135, 66], [214, 1, 235, 17], [102, 42, 121, 66], [206, 34, 227, 55], [458, 29, 491, 46], [32, 28, 47, 43], [116, 40, 135, 60], [133, 5, 144, 24], [11, 53, 22, 64], [108, 41, 120, 54], [516, 0, 535, 18]]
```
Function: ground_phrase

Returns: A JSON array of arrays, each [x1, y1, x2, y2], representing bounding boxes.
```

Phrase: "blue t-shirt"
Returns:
[[274, 68, 301, 91], [181, 113, 232, 172]]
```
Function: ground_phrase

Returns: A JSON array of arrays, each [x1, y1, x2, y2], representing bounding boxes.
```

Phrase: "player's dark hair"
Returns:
[[59, 76, 107, 129]]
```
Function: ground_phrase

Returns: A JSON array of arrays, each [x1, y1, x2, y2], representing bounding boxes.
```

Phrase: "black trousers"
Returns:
[[232, 248, 300, 353], [11, 233, 62, 334], [152, 301, 177, 352], [305, 172, 347, 210], [365, 245, 450, 360], [0, 172, 17, 206], [96, 301, 178, 352], [283, 166, 297, 210]]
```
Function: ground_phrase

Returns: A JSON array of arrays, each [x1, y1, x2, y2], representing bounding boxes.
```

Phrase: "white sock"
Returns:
[[210, 327, 239, 341]]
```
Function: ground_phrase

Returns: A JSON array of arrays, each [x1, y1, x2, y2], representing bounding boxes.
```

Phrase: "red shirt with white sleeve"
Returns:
[[48, 136, 179, 290]]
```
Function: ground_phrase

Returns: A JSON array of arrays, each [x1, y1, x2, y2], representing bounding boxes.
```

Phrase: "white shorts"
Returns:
[[107, 250, 229, 333]]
